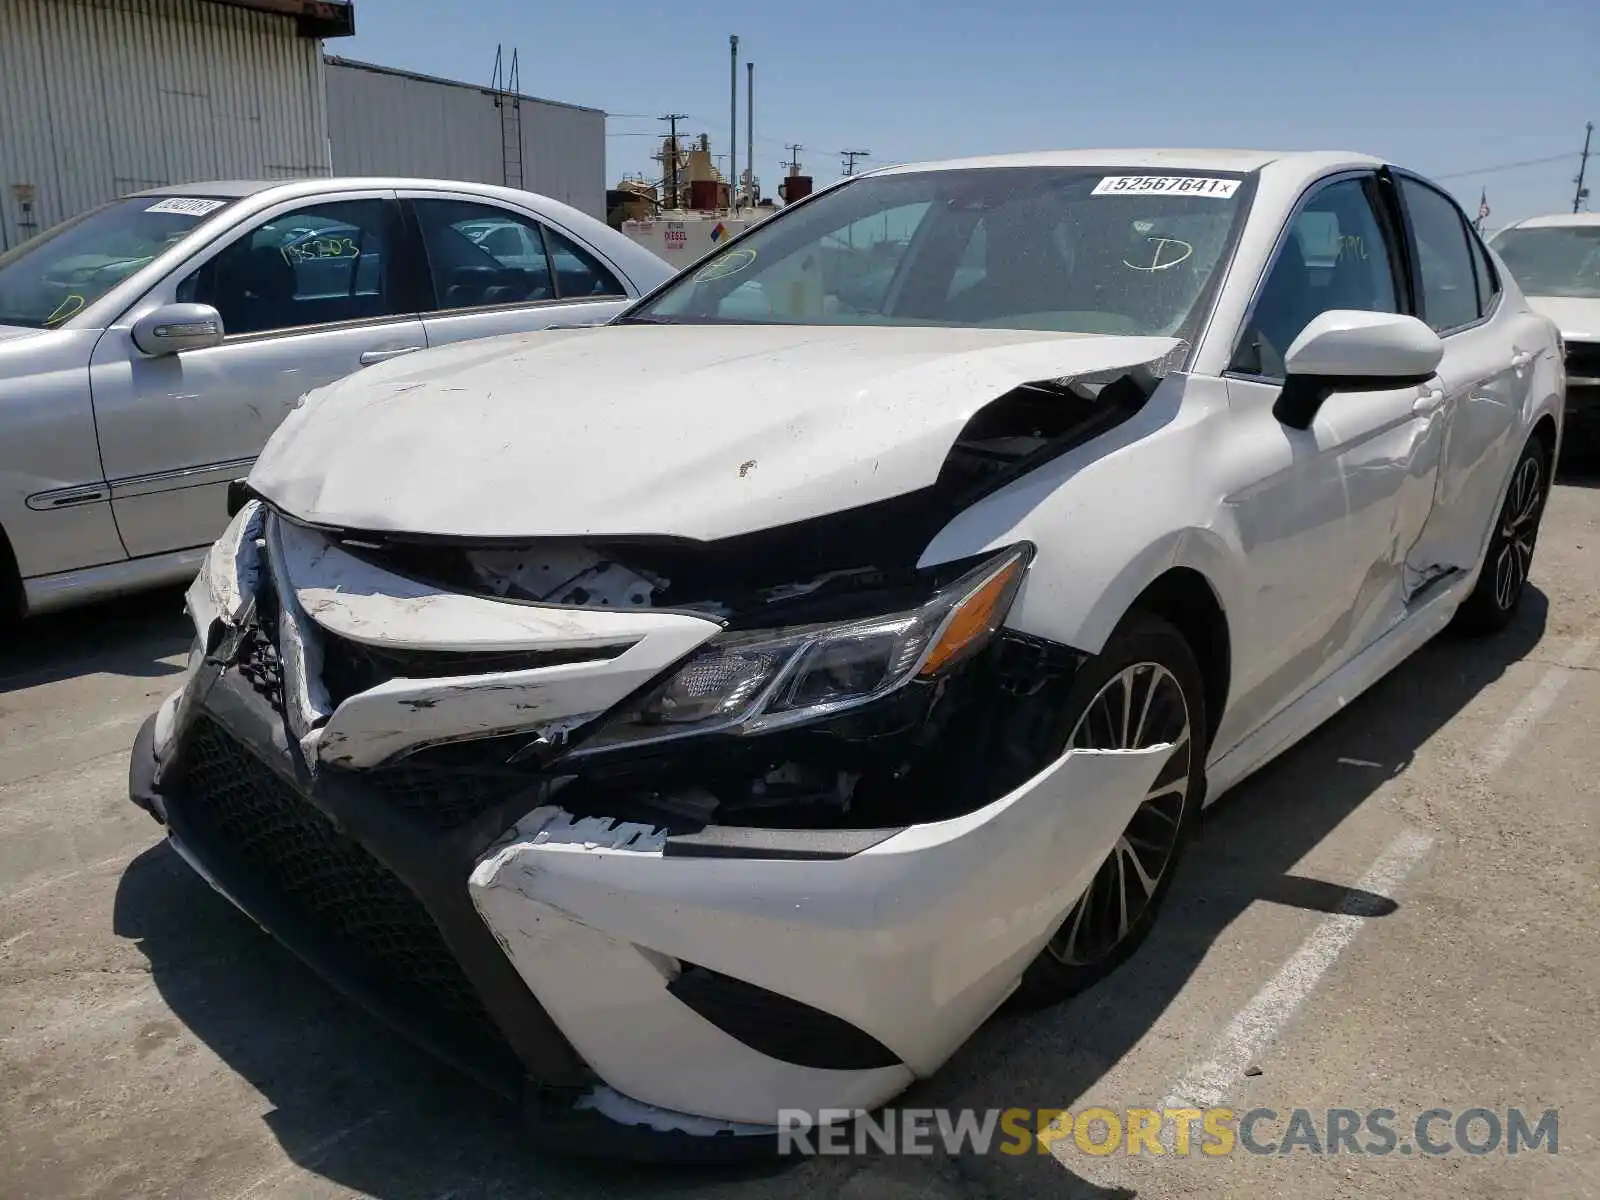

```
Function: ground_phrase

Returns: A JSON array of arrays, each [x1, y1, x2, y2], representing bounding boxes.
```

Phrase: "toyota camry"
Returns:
[[128, 149, 1564, 1158]]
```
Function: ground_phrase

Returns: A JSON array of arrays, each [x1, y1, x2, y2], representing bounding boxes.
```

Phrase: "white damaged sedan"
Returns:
[[130, 149, 1564, 1156]]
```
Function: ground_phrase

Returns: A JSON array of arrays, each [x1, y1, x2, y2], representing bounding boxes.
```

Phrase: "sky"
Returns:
[[338, 0, 1598, 229]]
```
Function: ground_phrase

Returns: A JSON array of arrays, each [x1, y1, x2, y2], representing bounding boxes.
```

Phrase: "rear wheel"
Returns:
[[1452, 436, 1549, 636], [1013, 613, 1205, 1007]]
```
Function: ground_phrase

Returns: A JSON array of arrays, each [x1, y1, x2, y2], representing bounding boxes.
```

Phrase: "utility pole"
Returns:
[[659, 113, 687, 210], [1575, 121, 1594, 214], [729, 36, 739, 211], [746, 62, 755, 207], [840, 149, 871, 176]]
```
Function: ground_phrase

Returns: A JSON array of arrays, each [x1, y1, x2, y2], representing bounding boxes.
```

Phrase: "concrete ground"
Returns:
[[3, 468, 1598, 1200]]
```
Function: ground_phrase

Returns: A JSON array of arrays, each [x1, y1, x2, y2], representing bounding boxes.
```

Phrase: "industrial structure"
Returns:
[[0, 0, 608, 250]]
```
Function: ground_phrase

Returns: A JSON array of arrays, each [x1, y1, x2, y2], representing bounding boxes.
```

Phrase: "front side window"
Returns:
[[627, 166, 1254, 338], [1490, 224, 1600, 300], [0, 194, 236, 328], [1398, 178, 1480, 333], [179, 199, 398, 337], [1231, 176, 1399, 377]]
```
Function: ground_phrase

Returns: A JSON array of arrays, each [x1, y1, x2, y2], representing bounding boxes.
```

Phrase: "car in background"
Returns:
[[129, 149, 1563, 1157], [1491, 213, 1600, 455], [0, 178, 673, 620]]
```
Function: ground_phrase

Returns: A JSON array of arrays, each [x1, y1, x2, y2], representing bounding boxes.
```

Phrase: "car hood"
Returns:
[[0, 323, 46, 344], [249, 323, 1180, 542], [1524, 295, 1600, 342]]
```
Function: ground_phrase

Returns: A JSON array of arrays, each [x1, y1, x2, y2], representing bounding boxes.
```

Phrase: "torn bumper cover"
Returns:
[[132, 500, 1171, 1149]]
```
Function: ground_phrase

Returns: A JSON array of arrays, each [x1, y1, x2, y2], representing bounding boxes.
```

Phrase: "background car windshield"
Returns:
[[1491, 226, 1600, 299], [633, 167, 1251, 336], [0, 194, 235, 328]]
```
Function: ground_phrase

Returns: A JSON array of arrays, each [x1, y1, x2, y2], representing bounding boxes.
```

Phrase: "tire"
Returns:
[[1451, 435, 1550, 637], [1012, 612, 1207, 1008]]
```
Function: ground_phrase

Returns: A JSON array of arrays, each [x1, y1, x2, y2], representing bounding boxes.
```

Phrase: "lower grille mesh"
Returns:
[[176, 718, 508, 1053]]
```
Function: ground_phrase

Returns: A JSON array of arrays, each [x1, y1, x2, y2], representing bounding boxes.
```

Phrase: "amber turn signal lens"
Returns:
[[918, 552, 1028, 677]]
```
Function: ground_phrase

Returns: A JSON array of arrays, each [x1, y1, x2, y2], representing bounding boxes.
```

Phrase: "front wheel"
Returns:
[[1452, 435, 1550, 636], [1012, 613, 1206, 1008]]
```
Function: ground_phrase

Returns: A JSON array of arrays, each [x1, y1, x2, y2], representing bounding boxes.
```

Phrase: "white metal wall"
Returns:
[[0, 0, 329, 250], [325, 60, 605, 220]]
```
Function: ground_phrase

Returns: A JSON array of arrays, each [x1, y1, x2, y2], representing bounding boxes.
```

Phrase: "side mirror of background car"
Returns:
[[1274, 310, 1444, 430], [131, 303, 225, 357]]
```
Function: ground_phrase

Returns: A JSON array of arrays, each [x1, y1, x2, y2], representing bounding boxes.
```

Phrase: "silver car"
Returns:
[[0, 178, 673, 620]]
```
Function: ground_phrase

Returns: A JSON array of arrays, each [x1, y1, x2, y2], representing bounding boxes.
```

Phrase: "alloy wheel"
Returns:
[[1048, 662, 1193, 967], [1493, 454, 1543, 611]]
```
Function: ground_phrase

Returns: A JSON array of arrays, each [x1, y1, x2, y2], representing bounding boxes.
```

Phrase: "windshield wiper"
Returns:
[[612, 313, 680, 325]]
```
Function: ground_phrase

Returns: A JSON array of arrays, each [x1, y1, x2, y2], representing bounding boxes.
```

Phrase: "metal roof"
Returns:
[[323, 55, 605, 115], [201, 0, 355, 37]]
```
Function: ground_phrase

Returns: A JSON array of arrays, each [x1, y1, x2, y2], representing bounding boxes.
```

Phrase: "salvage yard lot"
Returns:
[[3, 471, 1599, 1200]]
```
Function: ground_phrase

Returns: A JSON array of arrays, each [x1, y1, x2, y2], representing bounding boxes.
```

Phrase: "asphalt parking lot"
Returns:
[[3, 466, 1598, 1200]]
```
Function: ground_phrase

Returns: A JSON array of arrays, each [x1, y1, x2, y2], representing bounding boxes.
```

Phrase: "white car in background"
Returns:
[[1491, 212, 1600, 453], [0, 178, 672, 621], [130, 149, 1562, 1158]]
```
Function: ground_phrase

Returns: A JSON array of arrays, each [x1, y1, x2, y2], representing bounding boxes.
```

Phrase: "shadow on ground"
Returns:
[[111, 590, 1550, 1200], [0, 585, 189, 694]]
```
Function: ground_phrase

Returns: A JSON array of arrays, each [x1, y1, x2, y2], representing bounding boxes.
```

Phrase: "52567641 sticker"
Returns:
[[1091, 176, 1241, 199]]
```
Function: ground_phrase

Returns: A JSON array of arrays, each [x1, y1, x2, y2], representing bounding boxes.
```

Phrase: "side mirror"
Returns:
[[132, 303, 225, 356], [1274, 310, 1443, 429]]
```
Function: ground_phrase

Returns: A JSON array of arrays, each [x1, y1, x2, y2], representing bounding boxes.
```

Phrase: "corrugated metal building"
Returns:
[[324, 57, 605, 219], [0, 0, 349, 251], [0, 0, 609, 248]]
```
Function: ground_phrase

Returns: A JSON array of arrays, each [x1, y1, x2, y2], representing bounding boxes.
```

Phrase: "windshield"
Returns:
[[1491, 225, 1600, 299], [0, 194, 236, 328], [627, 166, 1254, 337]]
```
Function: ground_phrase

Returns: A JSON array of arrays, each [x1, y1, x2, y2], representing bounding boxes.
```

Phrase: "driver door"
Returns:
[[1215, 172, 1446, 746], [90, 191, 427, 557]]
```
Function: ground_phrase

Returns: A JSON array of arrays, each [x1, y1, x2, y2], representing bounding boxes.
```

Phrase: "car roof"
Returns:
[[1496, 212, 1600, 231], [871, 147, 1384, 178], [130, 178, 569, 203]]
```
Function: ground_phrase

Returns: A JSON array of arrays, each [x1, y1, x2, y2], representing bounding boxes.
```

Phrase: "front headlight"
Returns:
[[577, 544, 1032, 752]]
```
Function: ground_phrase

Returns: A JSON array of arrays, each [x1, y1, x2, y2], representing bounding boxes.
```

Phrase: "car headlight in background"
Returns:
[[578, 544, 1032, 752]]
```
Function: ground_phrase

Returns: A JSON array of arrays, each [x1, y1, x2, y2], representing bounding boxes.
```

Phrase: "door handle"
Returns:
[[359, 346, 423, 366], [1412, 386, 1447, 416]]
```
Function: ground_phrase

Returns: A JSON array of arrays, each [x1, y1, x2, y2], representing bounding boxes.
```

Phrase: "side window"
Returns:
[[1467, 225, 1500, 318], [540, 225, 626, 299], [1397, 178, 1480, 333], [180, 199, 398, 336], [1231, 176, 1399, 377], [411, 198, 556, 311]]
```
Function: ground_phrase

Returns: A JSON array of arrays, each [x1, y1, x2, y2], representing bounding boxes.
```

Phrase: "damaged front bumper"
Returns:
[[131, 501, 1171, 1151]]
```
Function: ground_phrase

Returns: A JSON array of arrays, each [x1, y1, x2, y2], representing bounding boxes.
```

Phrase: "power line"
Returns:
[[1432, 152, 1573, 181]]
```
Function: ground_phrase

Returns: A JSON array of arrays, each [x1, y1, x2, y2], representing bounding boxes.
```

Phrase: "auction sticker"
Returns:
[[693, 247, 756, 282], [145, 197, 227, 216], [1092, 176, 1240, 198]]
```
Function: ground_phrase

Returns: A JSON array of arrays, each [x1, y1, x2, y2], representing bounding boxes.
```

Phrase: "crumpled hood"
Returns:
[[1524, 295, 1600, 343], [250, 323, 1179, 542]]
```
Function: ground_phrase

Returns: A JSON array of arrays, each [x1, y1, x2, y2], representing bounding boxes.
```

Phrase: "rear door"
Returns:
[[91, 191, 427, 557], [1389, 172, 1544, 578], [401, 192, 635, 347]]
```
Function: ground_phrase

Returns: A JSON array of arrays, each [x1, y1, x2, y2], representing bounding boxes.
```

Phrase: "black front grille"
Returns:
[[362, 757, 534, 830], [176, 718, 508, 1054]]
